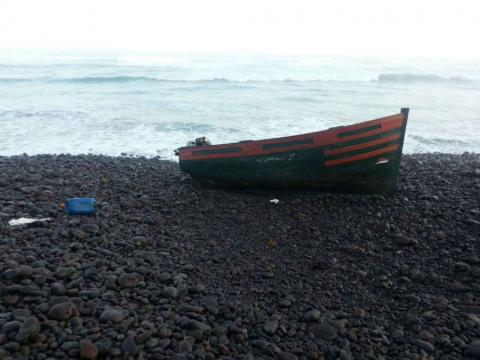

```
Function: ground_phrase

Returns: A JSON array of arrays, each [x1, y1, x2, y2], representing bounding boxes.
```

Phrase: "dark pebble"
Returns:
[[309, 322, 338, 340], [121, 336, 137, 355], [15, 316, 40, 343], [47, 302, 77, 321]]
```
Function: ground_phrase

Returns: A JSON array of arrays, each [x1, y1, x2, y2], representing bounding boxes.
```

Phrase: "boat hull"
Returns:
[[178, 109, 409, 194]]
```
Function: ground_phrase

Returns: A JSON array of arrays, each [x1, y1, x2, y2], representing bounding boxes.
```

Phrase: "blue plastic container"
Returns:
[[65, 198, 96, 215]]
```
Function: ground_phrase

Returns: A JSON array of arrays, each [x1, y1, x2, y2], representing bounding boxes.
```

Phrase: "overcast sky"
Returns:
[[1, 0, 479, 58]]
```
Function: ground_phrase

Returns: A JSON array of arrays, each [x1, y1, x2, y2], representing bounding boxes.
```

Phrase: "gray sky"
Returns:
[[1, 0, 479, 58]]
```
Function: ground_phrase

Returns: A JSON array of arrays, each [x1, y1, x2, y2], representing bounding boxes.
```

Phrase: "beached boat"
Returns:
[[177, 108, 409, 194]]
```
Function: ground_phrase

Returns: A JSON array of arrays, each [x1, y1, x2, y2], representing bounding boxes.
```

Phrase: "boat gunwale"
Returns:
[[179, 111, 407, 161]]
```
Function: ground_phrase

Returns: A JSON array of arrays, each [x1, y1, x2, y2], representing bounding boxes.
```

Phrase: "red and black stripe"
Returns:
[[179, 109, 408, 166]]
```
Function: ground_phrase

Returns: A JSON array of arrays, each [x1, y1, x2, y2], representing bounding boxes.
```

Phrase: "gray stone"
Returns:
[[79, 289, 99, 299], [179, 339, 193, 353], [100, 308, 127, 323], [51, 282, 66, 295], [136, 331, 152, 344], [162, 287, 179, 299], [2, 321, 21, 334], [16, 316, 40, 343], [158, 338, 171, 349], [15, 265, 34, 279], [213, 326, 228, 336], [278, 351, 299, 360], [79, 339, 98, 360], [61, 340, 80, 352], [145, 338, 159, 348], [117, 273, 140, 288], [309, 322, 338, 340], [458, 305, 480, 314], [468, 340, 480, 358], [47, 302, 77, 321], [251, 339, 269, 348], [189, 283, 206, 294], [12, 308, 31, 319], [304, 309, 321, 322], [133, 236, 149, 245], [105, 275, 117, 289], [4, 341, 20, 352], [393, 235, 418, 246], [339, 349, 352, 360], [412, 339, 435, 353], [71, 228, 88, 239], [263, 320, 278, 335], [81, 224, 100, 233], [391, 329, 404, 339], [121, 336, 137, 355], [55, 266, 75, 279]]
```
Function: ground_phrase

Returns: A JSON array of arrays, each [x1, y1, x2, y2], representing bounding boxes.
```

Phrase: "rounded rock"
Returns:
[[412, 339, 435, 353], [468, 340, 480, 358], [117, 273, 141, 288], [162, 287, 179, 299], [47, 302, 77, 321], [263, 320, 279, 335], [121, 336, 137, 355], [308, 322, 338, 340], [278, 352, 299, 360], [99, 308, 127, 323], [16, 316, 40, 343], [79, 339, 98, 360], [304, 309, 321, 322]]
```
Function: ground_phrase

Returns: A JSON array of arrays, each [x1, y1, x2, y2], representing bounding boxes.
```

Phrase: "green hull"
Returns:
[[180, 147, 402, 195]]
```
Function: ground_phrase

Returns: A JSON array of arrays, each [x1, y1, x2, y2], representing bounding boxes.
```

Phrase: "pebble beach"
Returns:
[[1, 153, 479, 359]]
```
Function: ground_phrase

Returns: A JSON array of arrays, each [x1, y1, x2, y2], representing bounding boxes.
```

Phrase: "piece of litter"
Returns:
[[8, 217, 52, 226], [270, 199, 280, 204], [65, 198, 96, 215]]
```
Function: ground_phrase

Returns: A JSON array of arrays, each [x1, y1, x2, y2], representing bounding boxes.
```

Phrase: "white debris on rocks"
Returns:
[[8, 217, 52, 226]]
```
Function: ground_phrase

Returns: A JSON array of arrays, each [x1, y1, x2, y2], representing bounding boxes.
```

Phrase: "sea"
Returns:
[[0, 52, 479, 160]]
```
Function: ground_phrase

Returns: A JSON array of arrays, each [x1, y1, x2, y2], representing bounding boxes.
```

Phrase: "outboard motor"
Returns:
[[195, 137, 211, 146], [174, 136, 212, 156]]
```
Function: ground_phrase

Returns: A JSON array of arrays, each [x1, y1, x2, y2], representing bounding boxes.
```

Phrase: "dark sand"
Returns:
[[0, 153, 479, 359]]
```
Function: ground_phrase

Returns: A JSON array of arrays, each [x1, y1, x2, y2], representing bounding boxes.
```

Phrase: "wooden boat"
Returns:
[[177, 108, 409, 194]]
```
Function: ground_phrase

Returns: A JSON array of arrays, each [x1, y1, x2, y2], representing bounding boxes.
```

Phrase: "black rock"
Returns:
[[16, 316, 40, 343], [71, 228, 88, 239], [47, 302, 77, 321], [304, 309, 321, 322], [412, 339, 435, 353], [99, 308, 127, 323], [278, 352, 299, 360], [393, 235, 419, 246], [263, 320, 278, 335], [308, 323, 338, 340], [2, 321, 21, 334], [117, 273, 141, 288], [161, 287, 179, 299], [121, 336, 137, 355], [468, 340, 480, 358]]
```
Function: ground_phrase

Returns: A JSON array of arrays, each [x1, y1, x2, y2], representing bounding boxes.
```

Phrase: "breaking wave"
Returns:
[[375, 73, 471, 83], [0, 76, 340, 84], [0, 74, 476, 85], [59, 76, 160, 83], [0, 76, 239, 84]]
